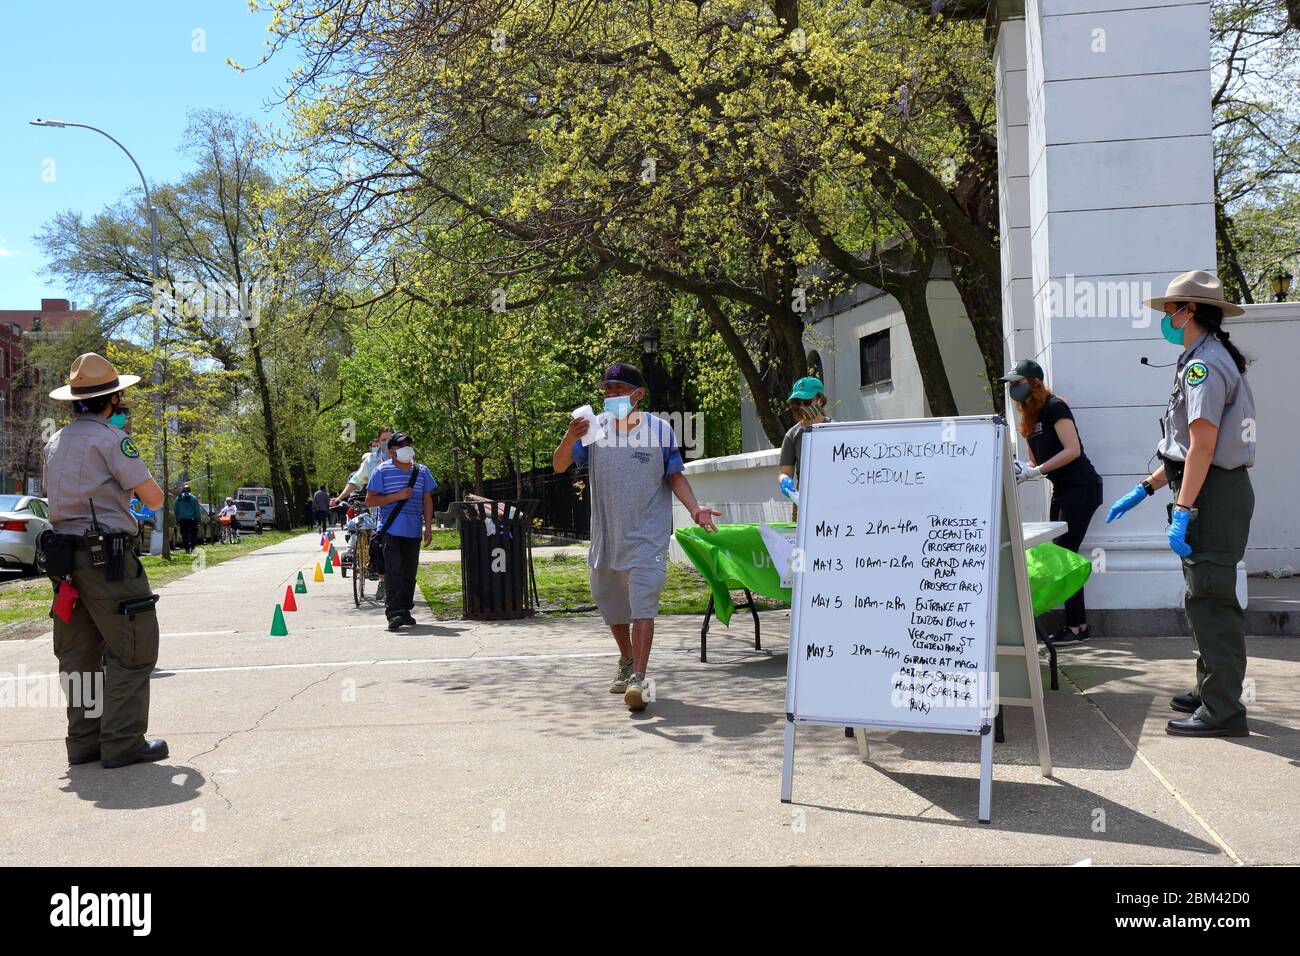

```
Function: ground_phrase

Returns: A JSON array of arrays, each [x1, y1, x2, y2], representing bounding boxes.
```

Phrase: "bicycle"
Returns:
[[218, 515, 242, 545], [342, 496, 382, 607]]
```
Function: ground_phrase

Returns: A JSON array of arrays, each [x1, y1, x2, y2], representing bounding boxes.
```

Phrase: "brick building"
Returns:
[[0, 299, 91, 494]]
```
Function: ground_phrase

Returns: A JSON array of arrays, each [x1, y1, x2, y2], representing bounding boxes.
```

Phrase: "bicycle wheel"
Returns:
[[353, 531, 367, 607]]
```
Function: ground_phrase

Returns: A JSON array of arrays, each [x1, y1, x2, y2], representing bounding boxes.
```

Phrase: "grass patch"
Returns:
[[417, 552, 789, 620], [0, 583, 57, 626], [420, 529, 586, 551]]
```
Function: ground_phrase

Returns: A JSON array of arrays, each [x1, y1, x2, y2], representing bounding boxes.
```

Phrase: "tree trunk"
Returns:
[[947, 248, 1006, 414], [246, 325, 289, 530], [473, 454, 484, 496], [886, 258, 961, 419], [288, 456, 311, 527], [696, 295, 801, 448]]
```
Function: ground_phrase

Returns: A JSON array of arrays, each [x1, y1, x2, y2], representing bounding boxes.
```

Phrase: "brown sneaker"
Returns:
[[609, 655, 634, 694], [624, 674, 649, 712]]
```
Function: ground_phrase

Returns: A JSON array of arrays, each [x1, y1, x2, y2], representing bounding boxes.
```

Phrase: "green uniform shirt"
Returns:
[[43, 414, 152, 534], [1157, 333, 1255, 470]]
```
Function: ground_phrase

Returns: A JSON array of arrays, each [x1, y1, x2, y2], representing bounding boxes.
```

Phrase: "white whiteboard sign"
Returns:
[[784, 417, 1005, 734]]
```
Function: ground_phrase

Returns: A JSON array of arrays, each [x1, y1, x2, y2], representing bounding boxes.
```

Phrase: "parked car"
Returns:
[[233, 500, 261, 532], [235, 487, 275, 529], [0, 495, 54, 575]]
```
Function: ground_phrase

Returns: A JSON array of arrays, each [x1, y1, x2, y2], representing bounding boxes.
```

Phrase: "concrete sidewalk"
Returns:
[[1, 532, 1296, 865]]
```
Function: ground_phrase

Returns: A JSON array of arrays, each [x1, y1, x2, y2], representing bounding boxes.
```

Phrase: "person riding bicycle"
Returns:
[[218, 497, 240, 543]]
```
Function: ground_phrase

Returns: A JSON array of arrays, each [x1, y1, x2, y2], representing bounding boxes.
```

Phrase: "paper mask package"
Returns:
[[571, 405, 607, 445]]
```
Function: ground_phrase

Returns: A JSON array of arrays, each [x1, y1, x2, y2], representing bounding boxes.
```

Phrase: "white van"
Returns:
[[235, 487, 275, 530]]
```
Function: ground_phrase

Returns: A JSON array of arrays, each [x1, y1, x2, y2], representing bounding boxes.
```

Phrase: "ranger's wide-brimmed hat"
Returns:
[[48, 352, 141, 401], [1143, 270, 1244, 318]]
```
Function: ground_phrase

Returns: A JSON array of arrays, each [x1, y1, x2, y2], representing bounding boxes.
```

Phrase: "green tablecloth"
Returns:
[[674, 524, 1091, 626], [675, 523, 795, 625]]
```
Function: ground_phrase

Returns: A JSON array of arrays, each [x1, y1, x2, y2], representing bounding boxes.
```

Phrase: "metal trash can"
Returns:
[[441, 499, 539, 620]]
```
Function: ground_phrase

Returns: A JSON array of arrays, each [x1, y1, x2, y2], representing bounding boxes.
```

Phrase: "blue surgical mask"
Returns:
[[1161, 307, 1187, 345], [109, 412, 128, 429], [603, 395, 633, 420]]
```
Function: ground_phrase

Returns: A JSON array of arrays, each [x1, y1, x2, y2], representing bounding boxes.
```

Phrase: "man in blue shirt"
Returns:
[[365, 432, 436, 630]]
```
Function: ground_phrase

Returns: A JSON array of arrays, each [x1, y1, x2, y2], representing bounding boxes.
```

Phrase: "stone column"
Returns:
[[995, 5, 1048, 524], [998, 0, 1220, 612]]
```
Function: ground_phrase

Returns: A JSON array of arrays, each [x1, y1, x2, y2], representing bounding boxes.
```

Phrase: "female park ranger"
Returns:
[[1106, 271, 1256, 738], [43, 353, 169, 767], [1000, 359, 1103, 643]]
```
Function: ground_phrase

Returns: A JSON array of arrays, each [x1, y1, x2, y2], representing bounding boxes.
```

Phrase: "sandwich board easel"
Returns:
[[778, 416, 1051, 823]]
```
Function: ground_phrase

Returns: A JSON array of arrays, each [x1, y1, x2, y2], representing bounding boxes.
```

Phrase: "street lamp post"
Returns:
[[1270, 269, 1293, 303], [30, 118, 170, 557]]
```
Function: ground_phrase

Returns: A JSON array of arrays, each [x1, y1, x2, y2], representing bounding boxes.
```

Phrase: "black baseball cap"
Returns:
[[999, 359, 1044, 383], [601, 363, 646, 390], [389, 431, 413, 447]]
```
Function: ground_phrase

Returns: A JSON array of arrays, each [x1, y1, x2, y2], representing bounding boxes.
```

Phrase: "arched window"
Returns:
[[807, 349, 824, 383]]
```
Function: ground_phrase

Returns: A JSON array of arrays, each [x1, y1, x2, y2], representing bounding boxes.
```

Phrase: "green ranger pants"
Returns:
[[51, 549, 160, 761], [1169, 464, 1253, 728]]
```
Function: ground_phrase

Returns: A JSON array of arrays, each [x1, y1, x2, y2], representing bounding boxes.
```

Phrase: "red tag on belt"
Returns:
[[52, 581, 79, 624]]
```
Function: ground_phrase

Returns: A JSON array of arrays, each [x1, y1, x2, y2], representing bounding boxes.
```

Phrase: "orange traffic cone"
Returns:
[[283, 585, 298, 612]]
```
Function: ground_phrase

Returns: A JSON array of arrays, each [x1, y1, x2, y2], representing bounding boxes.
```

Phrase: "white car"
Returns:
[[0, 495, 54, 575]]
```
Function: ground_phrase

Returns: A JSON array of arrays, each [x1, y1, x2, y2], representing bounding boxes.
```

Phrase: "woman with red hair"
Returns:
[[1001, 359, 1103, 643]]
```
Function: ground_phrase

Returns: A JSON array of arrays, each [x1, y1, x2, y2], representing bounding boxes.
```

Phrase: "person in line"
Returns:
[[43, 353, 168, 768], [1107, 271, 1256, 738], [174, 484, 202, 553], [312, 484, 331, 534], [777, 376, 831, 517], [331, 427, 394, 511], [554, 363, 720, 712], [1001, 359, 1103, 643], [365, 432, 436, 631]]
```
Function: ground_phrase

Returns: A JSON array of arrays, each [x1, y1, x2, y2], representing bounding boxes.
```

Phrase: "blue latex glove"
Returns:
[[1168, 508, 1192, 557], [779, 475, 799, 505], [1105, 484, 1146, 523], [130, 499, 155, 522]]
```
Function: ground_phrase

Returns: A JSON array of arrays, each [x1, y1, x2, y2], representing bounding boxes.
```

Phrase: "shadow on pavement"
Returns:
[[60, 762, 205, 810], [799, 771, 1222, 855]]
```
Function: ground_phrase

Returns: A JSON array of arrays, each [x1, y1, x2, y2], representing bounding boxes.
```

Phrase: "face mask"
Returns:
[[1008, 381, 1031, 403], [1161, 307, 1188, 345], [108, 413, 128, 428], [394, 446, 416, 463], [603, 395, 633, 420]]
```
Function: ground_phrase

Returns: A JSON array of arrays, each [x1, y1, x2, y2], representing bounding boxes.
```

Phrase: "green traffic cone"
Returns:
[[270, 604, 289, 636], [324, 558, 334, 574], [295, 571, 307, 594]]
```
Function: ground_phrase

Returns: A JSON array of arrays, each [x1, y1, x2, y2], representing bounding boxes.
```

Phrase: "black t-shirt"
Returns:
[[1027, 397, 1099, 485]]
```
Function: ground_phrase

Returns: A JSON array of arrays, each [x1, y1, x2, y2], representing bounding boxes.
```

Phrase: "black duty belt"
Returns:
[[1160, 455, 1186, 485]]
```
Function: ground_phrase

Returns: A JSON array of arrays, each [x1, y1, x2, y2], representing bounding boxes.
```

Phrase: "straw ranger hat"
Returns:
[[48, 352, 141, 402], [1143, 270, 1244, 318]]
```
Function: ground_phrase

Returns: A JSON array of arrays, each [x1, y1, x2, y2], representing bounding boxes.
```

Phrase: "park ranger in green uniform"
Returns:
[[1106, 272, 1256, 738], [43, 353, 169, 768]]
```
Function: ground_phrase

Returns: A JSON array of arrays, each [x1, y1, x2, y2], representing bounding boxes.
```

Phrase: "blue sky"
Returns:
[[0, 2, 289, 307]]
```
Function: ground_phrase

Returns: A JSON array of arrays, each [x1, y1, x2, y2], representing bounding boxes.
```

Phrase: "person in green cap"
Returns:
[[778, 376, 830, 517]]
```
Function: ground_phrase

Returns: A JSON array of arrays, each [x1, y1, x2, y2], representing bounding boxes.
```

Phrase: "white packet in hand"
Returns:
[[571, 405, 606, 445]]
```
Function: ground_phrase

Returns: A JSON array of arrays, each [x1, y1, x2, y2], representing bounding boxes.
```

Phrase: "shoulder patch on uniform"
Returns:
[[1185, 361, 1209, 388], [120, 437, 140, 459]]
